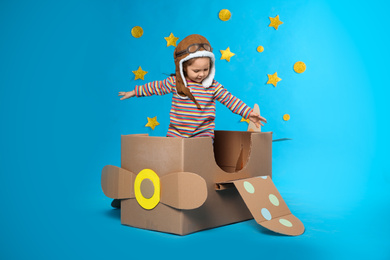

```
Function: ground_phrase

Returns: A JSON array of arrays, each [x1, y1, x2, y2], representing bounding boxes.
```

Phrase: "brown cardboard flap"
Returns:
[[213, 131, 252, 173], [101, 165, 136, 199], [217, 176, 305, 236], [161, 172, 207, 210], [247, 103, 261, 132]]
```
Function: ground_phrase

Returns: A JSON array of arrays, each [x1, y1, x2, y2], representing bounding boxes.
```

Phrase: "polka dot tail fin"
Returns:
[[219, 176, 305, 236]]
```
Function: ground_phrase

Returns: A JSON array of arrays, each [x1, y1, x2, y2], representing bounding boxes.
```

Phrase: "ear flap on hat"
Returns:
[[174, 66, 202, 110]]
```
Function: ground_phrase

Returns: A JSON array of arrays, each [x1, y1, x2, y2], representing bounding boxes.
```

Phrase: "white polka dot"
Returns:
[[279, 218, 293, 227], [260, 176, 268, 179], [269, 194, 280, 206], [243, 181, 255, 193], [261, 208, 272, 220]]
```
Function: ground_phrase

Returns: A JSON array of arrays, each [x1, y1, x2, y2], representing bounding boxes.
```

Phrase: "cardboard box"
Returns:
[[101, 130, 304, 236]]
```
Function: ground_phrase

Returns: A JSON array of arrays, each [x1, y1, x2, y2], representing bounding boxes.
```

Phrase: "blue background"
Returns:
[[1, 0, 389, 259]]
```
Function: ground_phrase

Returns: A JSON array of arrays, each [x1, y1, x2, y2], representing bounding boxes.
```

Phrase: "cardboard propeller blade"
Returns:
[[217, 176, 304, 236], [247, 103, 261, 132], [101, 165, 136, 199], [161, 172, 208, 210], [102, 166, 207, 210]]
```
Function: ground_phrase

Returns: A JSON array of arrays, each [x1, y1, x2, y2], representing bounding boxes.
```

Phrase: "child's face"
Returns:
[[184, 57, 210, 83]]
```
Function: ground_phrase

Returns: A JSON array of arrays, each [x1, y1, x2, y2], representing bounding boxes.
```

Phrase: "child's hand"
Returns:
[[249, 111, 267, 128], [118, 91, 135, 100]]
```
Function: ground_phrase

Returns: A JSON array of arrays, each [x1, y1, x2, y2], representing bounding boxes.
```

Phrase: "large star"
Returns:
[[132, 66, 148, 80], [164, 33, 179, 47], [220, 47, 235, 62], [267, 72, 282, 87], [269, 15, 283, 30], [145, 116, 160, 130]]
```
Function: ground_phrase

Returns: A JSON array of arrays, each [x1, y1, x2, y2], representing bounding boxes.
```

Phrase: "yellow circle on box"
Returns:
[[283, 114, 290, 121], [219, 9, 231, 21], [131, 26, 143, 38], [294, 61, 306, 73], [257, 46, 264, 53], [134, 169, 160, 210]]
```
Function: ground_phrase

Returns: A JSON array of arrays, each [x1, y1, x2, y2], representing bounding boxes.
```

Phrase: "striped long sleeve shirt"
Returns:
[[134, 76, 252, 138]]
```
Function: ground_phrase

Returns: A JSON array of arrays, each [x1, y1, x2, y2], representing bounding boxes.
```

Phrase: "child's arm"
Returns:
[[248, 111, 267, 128], [214, 83, 267, 127], [119, 77, 175, 101], [118, 90, 135, 100]]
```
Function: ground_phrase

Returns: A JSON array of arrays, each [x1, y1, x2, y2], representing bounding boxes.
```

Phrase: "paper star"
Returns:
[[220, 47, 235, 62], [132, 66, 148, 80], [165, 33, 179, 47], [241, 117, 250, 124], [145, 116, 160, 130], [269, 15, 283, 30], [267, 72, 282, 87]]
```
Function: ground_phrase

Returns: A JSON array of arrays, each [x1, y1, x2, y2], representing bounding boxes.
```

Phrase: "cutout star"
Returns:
[[220, 47, 235, 62], [269, 15, 283, 30], [267, 72, 282, 87], [241, 117, 250, 124], [145, 116, 160, 130], [132, 66, 148, 80], [164, 33, 179, 47]]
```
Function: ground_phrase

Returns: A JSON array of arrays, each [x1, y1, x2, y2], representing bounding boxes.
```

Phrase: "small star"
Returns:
[[164, 33, 179, 47], [220, 47, 235, 62], [240, 117, 250, 124], [269, 15, 283, 30], [145, 116, 160, 130], [267, 72, 282, 87], [132, 66, 148, 80]]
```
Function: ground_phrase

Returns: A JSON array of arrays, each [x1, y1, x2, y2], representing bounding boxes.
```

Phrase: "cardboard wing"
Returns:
[[216, 176, 304, 236], [102, 165, 207, 210], [247, 103, 261, 132]]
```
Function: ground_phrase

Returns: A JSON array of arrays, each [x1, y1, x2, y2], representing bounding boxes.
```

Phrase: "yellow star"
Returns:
[[269, 15, 283, 30], [132, 66, 148, 80], [145, 116, 160, 130], [267, 72, 282, 87], [220, 47, 235, 62], [240, 117, 250, 124], [164, 33, 179, 47]]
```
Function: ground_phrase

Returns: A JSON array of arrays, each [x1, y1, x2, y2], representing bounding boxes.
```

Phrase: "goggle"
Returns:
[[175, 43, 213, 57]]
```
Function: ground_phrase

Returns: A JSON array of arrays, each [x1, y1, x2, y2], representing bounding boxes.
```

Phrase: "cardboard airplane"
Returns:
[[101, 105, 304, 236]]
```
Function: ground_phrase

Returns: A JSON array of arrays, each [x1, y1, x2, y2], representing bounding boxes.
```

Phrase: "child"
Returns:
[[119, 34, 267, 138]]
